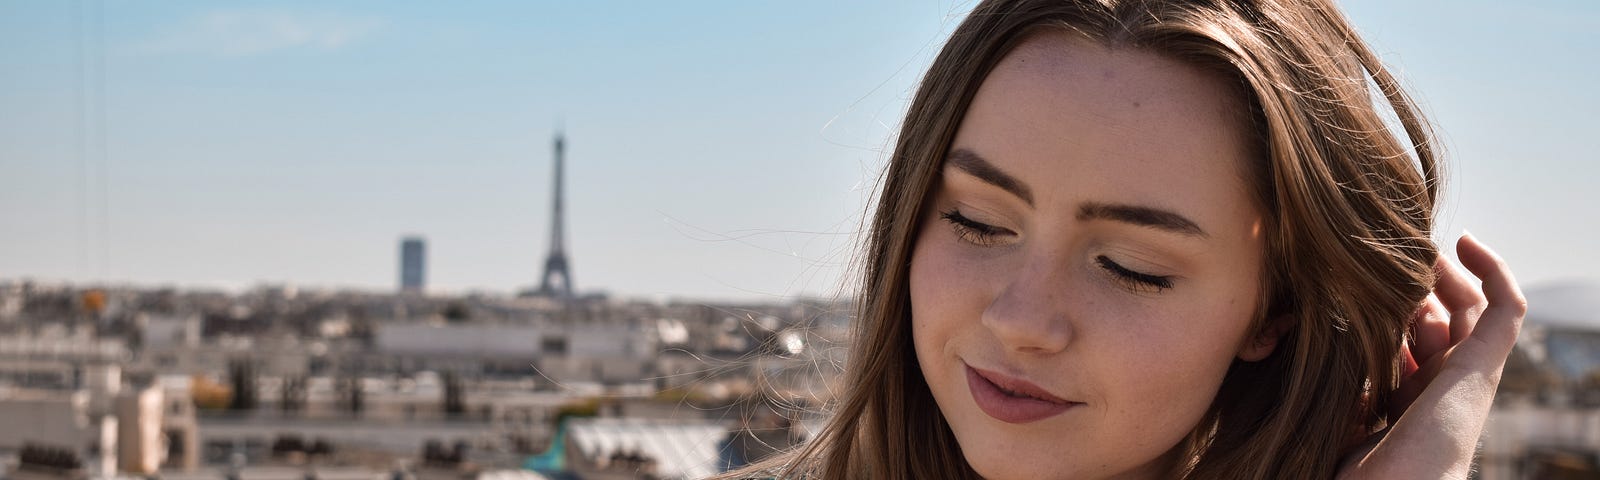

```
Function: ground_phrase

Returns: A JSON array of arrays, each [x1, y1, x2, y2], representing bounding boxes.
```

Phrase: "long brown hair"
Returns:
[[729, 0, 1440, 478]]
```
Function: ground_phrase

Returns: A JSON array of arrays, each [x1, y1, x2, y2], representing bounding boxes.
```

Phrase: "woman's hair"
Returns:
[[732, 0, 1441, 478]]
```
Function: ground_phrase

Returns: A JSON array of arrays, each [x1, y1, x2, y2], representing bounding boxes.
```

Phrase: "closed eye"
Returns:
[[939, 209, 1013, 247], [1095, 255, 1173, 293]]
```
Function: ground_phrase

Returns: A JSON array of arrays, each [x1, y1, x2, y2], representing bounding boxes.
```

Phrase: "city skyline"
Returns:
[[2, 1, 1597, 301]]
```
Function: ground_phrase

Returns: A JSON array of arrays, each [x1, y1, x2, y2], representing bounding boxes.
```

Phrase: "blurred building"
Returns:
[[0, 362, 200, 479], [1480, 281, 1600, 479], [400, 237, 426, 294], [0, 279, 851, 479], [0, 388, 95, 453], [559, 417, 729, 480], [115, 385, 164, 474]]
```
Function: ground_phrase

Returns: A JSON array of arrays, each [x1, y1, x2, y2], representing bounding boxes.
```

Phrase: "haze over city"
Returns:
[[2, 0, 1595, 300]]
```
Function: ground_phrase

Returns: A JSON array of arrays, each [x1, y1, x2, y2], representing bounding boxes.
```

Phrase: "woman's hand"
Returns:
[[1338, 233, 1527, 479]]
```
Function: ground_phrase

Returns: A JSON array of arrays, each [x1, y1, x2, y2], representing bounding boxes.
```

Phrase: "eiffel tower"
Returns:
[[536, 133, 574, 299]]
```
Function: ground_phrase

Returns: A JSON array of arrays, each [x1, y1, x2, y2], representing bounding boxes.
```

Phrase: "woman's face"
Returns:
[[910, 32, 1276, 479]]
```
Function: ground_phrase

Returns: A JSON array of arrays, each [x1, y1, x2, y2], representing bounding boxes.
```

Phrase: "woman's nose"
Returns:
[[980, 258, 1074, 354]]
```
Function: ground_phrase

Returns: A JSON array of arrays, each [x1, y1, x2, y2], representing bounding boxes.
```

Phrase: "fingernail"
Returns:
[[1461, 228, 1474, 240]]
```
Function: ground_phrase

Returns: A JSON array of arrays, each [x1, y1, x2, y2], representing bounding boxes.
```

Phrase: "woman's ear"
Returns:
[[1238, 315, 1293, 362]]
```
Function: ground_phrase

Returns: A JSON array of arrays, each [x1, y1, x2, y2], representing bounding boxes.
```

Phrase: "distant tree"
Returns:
[[309, 438, 334, 456], [348, 318, 376, 347], [451, 440, 468, 464], [19, 443, 83, 470], [422, 440, 445, 466], [442, 371, 465, 416], [191, 374, 232, 410], [342, 376, 364, 415], [125, 323, 144, 354], [280, 375, 308, 413], [80, 290, 106, 318], [228, 359, 258, 410], [271, 434, 306, 456], [1579, 370, 1600, 408], [441, 302, 470, 323], [422, 438, 466, 467]]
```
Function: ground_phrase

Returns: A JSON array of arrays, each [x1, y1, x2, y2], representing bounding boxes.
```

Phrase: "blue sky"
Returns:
[[1, 1, 1596, 301]]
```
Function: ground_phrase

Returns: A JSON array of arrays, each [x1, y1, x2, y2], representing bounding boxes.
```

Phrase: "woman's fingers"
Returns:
[[1453, 233, 1527, 358], [1433, 253, 1485, 345], [1393, 235, 1523, 420], [1391, 294, 1449, 418], [1412, 293, 1451, 365], [1350, 234, 1526, 479]]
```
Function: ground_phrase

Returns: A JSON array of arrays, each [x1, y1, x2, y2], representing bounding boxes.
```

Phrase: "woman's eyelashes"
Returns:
[[939, 209, 1014, 247], [940, 208, 1176, 293], [1095, 255, 1174, 293]]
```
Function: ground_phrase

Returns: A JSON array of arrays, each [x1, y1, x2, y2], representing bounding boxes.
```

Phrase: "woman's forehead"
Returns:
[[940, 31, 1262, 242], [985, 32, 1249, 139], [956, 35, 1254, 191]]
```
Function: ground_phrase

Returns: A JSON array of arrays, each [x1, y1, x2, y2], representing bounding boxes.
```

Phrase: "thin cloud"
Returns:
[[137, 9, 383, 57]]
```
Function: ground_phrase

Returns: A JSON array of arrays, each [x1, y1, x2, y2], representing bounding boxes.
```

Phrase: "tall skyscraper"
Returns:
[[400, 236, 426, 293]]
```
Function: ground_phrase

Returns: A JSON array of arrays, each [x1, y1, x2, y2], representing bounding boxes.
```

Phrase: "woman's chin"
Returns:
[[958, 438, 1179, 480], [960, 447, 1079, 480]]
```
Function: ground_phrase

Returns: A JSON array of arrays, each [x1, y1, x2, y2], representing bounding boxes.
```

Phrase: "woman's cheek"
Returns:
[[1101, 301, 1238, 416], [909, 234, 964, 361]]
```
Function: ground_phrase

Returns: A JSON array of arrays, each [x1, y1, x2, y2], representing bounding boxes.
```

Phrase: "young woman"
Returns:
[[730, 0, 1527, 478]]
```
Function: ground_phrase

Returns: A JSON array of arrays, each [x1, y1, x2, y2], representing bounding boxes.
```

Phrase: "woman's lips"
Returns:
[[966, 364, 1079, 424]]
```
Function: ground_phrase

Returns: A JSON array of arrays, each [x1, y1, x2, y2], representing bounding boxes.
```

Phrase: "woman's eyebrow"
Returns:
[[1078, 202, 1208, 237], [946, 148, 1034, 207], [945, 148, 1204, 237]]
